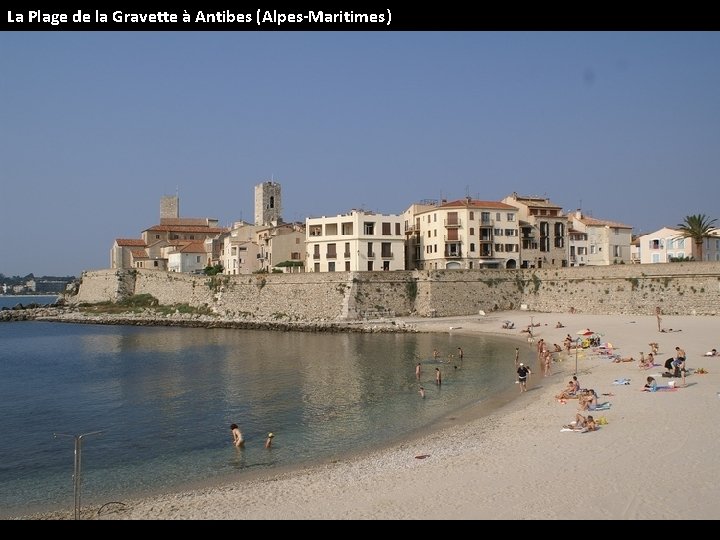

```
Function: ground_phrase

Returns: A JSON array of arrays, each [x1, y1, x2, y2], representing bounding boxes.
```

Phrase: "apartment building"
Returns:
[[567, 211, 632, 265], [306, 210, 405, 272], [502, 193, 568, 269], [411, 198, 520, 270]]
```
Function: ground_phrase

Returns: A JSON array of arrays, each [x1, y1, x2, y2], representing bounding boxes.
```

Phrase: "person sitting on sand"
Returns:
[[556, 380, 578, 400], [578, 389, 599, 411], [642, 376, 657, 392], [705, 348, 717, 357], [556, 321, 565, 328], [612, 355, 635, 363], [565, 413, 596, 432], [649, 342, 659, 355]]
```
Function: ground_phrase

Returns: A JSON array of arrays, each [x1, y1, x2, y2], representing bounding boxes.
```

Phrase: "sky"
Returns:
[[1, 31, 719, 277]]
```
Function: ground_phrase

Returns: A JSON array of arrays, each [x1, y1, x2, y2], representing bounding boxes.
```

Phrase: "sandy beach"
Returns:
[[23, 310, 720, 520]]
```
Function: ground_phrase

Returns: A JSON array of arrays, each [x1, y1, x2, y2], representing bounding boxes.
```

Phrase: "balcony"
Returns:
[[367, 252, 376, 258], [343, 252, 351, 258], [381, 252, 394, 259], [313, 254, 320, 260], [326, 253, 337, 259], [444, 218, 462, 228], [445, 250, 462, 258]]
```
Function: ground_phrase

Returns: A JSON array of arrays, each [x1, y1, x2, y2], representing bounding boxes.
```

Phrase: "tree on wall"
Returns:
[[675, 214, 718, 261]]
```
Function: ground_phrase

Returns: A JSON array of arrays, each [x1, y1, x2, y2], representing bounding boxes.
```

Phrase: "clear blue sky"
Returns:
[[2, 32, 719, 277]]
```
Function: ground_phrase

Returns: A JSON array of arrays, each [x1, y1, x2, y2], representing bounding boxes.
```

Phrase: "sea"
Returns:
[[0, 303, 521, 518]]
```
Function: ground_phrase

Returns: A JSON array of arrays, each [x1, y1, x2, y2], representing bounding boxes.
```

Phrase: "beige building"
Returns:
[[411, 198, 520, 270], [306, 210, 405, 272], [257, 223, 306, 273], [502, 193, 568, 269], [219, 221, 262, 275], [567, 211, 632, 265]]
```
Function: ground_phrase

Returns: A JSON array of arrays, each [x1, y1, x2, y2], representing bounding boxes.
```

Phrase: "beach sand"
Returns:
[[24, 311, 720, 520]]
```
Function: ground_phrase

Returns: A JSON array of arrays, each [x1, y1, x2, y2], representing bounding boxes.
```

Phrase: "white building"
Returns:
[[306, 210, 405, 272], [167, 241, 208, 273]]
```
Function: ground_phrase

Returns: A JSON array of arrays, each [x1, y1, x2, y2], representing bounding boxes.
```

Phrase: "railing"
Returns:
[[444, 218, 462, 227], [381, 252, 394, 259], [367, 252, 375, 258], [343, 252, 351, 258], [313, 254, 320, 260], [326, 253, 337, 259]]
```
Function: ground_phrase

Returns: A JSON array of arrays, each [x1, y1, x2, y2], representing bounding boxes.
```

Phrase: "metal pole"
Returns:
[[55, 430, 103, 520], [575, 338, 581, 376]]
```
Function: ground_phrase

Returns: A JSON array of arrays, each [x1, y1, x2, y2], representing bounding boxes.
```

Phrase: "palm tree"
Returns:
[[675, 214, 718, 261]]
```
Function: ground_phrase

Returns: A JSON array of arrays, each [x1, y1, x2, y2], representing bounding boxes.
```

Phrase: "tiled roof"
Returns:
[[177, 242, 207, 253], [576, 216, 632, 229], [439, 199, 517, 210], [131, 249, 149, 259], [145, 225, 228, 234], [508, 196, 562, 209], [116, 239, 147, 247], [160, 218, 218, 226]]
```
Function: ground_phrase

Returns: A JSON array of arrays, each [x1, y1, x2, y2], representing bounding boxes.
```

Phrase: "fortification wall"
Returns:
[[71, 262, 720, 318]]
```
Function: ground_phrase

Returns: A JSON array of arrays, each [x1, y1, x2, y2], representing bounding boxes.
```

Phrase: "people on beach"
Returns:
[[649, 342, 659, 355], [555, 379, 578, 400], [419, 386, 425, 398], [565, 413, 596, 432], [555, 321, 564, 328], [578, 389, 599, 411], [639, 352, 655, 369], [517, 363, 531, 392], [642, 376, 657, 392], [416, 362, 422, 379], [514, 347, 520, 368], [655, 306, 662, 332], [230, 423, 244, 448], [265, 432, 274, 449], [673, 347, 687, 385], [612, 355, 635, 363], [704, 349, 717, 356], [433, 349, 440, 361], [457, 347, 464, 361], [435, 367, 442, 386]]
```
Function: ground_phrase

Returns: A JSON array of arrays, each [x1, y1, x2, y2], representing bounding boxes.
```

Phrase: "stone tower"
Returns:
[[254, 181, 282, 226], [160, 195, 179, 220]]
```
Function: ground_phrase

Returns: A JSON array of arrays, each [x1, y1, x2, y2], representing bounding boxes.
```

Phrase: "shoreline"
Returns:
[[15, 310, 720, 519]]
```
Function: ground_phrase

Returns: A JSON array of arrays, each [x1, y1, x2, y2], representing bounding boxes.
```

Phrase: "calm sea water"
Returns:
[[0, 320, 520, 517]]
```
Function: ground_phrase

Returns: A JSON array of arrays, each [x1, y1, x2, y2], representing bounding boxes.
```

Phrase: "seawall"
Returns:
[[69, 263, 720, 319]]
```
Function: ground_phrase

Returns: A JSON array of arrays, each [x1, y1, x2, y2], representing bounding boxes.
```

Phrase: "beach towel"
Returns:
[[588, 402, 611, 411], [612, 378, 631, 385], [561, 427, 586, 432], [653, 386, 678, 392]]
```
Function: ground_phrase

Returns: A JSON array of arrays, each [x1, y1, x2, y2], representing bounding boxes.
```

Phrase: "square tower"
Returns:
[[160, 195, 179, 220], [254, 181, 282, 226]]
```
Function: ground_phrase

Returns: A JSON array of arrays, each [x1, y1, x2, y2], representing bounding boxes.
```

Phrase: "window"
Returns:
[[507, 213, 515, 222], [554, 222, 565, 248], [313, 245, 320, 259], [327, 243, 337, 259], [367, 261, 374, 271], [342, 222, 353, 235], [232, 247, 237, 256], [505, 244, 516, 252], [328, 262, 335, 272], [494, 229, 503, 236], [381, 242, 392, 258], [428, 230, 432, 238], [345, 261, 351, 271], [590, 245, 596, 254], [470, 243, 476, 252], [326, 223, 338, 236], [269, 196, 274, 209], [481, 212, 491, 224], [382, 222, 391, 235], [496, 213, 501, 221], [196, 256, 201, 263], [344, 242, 351, 258], [470, 228, 475, 236], [296, 238, 300, 244], [613, 245, 621, 258], [469, 211, 475, 220], [434, 245, 438, 253], [540, 222, 550, 252], [495, 244, 504, 252], [433, 214, 437, 223], [367, 242, 374, 257], [447, 212, 459, 226], [504, 229, 516, 237], [395, 223, 401, 236], [291, 252, 301, 260], [364, 222, 375, 235], [154, 261, 159, 267], [310, 225, 322, 237], [314, 263, 320, 272], [383, 261, 390, 271]]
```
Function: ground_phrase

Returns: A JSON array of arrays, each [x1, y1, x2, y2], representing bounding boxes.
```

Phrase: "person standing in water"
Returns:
[[230, 424, 244, 448], [415, 362, 422, 379], [435, 367, 442, 386], [265, 432, 274, 449]]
